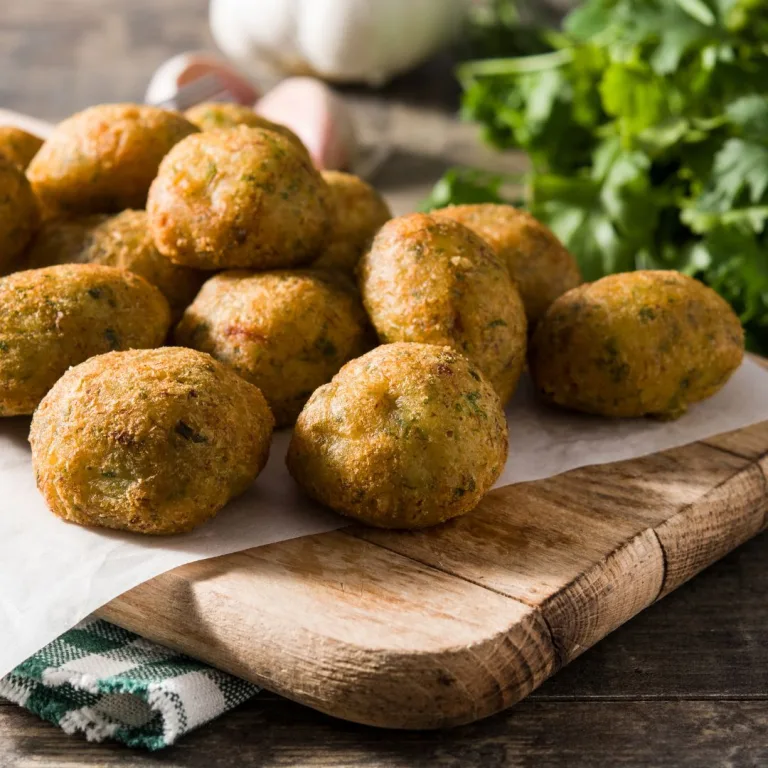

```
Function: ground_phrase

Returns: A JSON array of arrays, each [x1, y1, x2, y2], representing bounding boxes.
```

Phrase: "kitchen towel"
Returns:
[[0, 617, 257, 750]]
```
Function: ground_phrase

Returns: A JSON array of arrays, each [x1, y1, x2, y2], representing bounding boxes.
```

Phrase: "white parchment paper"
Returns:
[[499, 357, 768, 485], [2, 357, 768, 678]]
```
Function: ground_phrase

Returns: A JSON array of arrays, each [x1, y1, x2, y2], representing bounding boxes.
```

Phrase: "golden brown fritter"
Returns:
[[312, 171, 391, 273], [0, 264, 170, 415], [25, 210, 205, 321], [26, 104, 198, 217], [0, 156, 39, 275], [432, 204, 582, 327], [530, 270, 745, 419], [359, 213, 527, 403], [30, 347, 274, 535], [287, 342, 508, 529], [0, 126, 43, 169], [147, 126, 331, 270], [184, 102, 309, 156], [175, 269, 370, 426]]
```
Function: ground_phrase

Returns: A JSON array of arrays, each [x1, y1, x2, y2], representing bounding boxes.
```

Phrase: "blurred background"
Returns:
[[3, 0, 768, 351], [1, 0, 573, 116], [0, 0, 565, 210]]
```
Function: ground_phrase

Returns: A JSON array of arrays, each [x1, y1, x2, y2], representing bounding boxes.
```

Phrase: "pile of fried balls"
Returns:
[[0, 103, 745, 535]]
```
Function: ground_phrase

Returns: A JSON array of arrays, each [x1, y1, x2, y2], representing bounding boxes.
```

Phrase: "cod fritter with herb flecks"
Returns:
[[184, 102, 309, 157], [529, 270, 745, 419], [432, 203, 582, 328], [0, 264, 170, 416], [312, 171, 392, 274], [287, 343, 508, 529], [175, 269, 371, 427], [359, 213, 527, 404], [0, 126, 44, 170], [26, 210, 205, 321], [26, 104, 198, 217], [30, 347, 274, 535], [0, 156, 39, 275], [147, 126, 332, 271]]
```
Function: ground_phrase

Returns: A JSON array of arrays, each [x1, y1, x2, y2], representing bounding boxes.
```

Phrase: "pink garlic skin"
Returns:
[[256, 77, 358, 171], [145, 52, 260, 107], [146, 55, 357, 171]]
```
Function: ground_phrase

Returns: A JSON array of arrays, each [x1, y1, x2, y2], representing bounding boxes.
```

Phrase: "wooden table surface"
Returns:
[[2, 1, 767, 765]]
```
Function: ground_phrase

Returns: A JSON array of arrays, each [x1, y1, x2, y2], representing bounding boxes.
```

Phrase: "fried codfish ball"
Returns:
[[184, 102, 309, 155], [0, 156, 39, 275], [30, 347, 274, 535], [287, 343, 508, 529], [432, 204, 582, 327], [0, 264, 170, 415], [312, 171, 391, 273], [26, 210, 205, 321], [0, 126, 44, 169], [359, 213, 527, 404], [26, 104, 198, 217], [176, 269, 370, 426], [148, 126, 331, 270], [530, 270, 745, 419]]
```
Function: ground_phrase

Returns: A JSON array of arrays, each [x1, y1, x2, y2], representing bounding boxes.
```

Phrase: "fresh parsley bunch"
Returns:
[[428, 0, 768, 351]]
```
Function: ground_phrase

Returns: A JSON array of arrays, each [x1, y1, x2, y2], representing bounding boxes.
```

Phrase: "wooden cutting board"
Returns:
[[96, 418, 768, 729], [9, 105, 764, 729]]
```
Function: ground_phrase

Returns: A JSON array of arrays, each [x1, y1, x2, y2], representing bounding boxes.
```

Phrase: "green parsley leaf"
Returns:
[[421, 168, 514, 211], [434, 0, 768, 350], [599, 62, 668, 138], [696, 139, 768, 212], [726, 95, 768, 143]]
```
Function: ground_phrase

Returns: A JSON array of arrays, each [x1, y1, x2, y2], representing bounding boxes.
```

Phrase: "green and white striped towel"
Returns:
[[0, 617, 258, 750]]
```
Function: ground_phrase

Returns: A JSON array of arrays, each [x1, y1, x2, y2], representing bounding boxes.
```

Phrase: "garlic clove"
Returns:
[[145, 52, 259, 107], [255, 77, 358, 171]]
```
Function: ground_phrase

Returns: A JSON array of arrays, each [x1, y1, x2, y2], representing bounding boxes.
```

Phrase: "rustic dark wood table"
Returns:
[[2, 1, 767, 765]]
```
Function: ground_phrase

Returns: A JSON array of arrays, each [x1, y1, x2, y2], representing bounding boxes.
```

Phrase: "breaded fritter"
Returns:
[[359, 213, 527, 403], [30, 347, 274, 534], [0, 264, 170, 415], [529, 270, 745, 418], [0, 156, 39, 275], [175, 269, 370, 426], [26, 104, 198, 217], [184, 102, 309, 158], [312, 171, 391, 273], [432, 204, 582, 328], [0, 126, 43, 170], [287, 342, 508, 529], [26, 210, 205, 320], [147, 126, 331, 270]]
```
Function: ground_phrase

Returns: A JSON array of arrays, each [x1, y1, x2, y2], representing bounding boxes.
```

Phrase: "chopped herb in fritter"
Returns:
[[175, 420, 207, 443], [104, 328, 119, 349]]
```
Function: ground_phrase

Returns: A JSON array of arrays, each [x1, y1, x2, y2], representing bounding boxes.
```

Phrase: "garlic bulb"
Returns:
[[209, 0, 467, 86]]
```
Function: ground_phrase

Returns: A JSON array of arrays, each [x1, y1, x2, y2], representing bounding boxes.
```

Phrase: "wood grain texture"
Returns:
[[655, 462, 767, 597], [703, 419, 768, 459], [100, 533, 556, 728], [5, 531, 768, 766], [3, 698, 767, 768], [97, 427, 768, 729]]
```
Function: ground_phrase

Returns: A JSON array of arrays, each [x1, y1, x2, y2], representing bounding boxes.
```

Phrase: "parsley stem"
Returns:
[[457, 48, 573, 85]]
